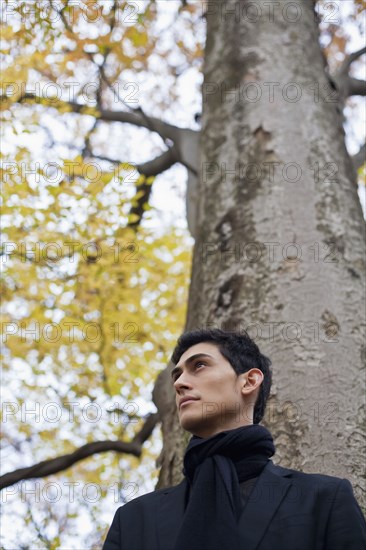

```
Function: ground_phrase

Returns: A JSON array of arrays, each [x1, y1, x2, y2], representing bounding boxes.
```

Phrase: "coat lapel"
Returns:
[[156, 479, 187, 549], [237, 461, 292, 549]]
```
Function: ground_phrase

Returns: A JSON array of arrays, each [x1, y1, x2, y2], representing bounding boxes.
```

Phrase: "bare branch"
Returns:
[[332, 47, 366, 101], [338, 46, 366, 76], [81, 118, 100, 159], [346, 78, 366, 97], [333, 75, 366, 100], [90, 148, 179, 228], [92, 147, 178, 176], [137, 148, 179, 176], [90, 148, 179, 227], [0, 413, 160, 490], [132, 411, 161, 445], [17, 94, 183, 143], [108, 0, 118, 33], [128, 148, 179, 227]]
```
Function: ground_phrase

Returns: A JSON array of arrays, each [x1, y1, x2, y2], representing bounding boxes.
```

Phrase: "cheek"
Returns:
[[204, 377, 231, 395], [218, 377, 239, 397]]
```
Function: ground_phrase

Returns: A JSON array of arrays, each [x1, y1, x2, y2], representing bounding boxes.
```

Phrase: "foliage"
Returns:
[[0, 0, 202, 545], [0, 121, 193, 544]]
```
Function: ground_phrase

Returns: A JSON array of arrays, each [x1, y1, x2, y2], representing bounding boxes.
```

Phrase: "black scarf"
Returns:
[[173, 424, 275, 550]]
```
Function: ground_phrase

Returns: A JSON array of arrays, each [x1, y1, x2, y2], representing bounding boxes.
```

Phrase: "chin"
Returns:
[[179, 416, 201, 433], [180, 417, 210, 437]]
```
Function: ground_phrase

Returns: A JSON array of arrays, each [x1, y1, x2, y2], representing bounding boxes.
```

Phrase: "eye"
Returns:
[[172, 361, 206, 383]]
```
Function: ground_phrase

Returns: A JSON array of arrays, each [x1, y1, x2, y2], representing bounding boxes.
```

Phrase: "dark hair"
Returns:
[[171, 328, 272, 424]]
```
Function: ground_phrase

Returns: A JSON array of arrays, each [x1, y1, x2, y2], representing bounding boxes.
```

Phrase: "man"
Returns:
[[103, 329, 366, 550]]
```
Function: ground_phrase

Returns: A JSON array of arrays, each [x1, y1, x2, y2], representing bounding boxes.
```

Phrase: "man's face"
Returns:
[[171, 342, 255, 438]]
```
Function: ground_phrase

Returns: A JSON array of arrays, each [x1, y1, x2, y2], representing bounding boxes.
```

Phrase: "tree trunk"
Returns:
[[155, 0, 366, 506]]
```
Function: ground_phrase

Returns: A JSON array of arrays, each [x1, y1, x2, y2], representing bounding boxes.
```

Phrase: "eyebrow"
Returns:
[[171, 353, 214, 380]]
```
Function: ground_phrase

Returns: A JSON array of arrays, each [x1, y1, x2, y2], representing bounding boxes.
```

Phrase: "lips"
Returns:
[[179, 396, 199, 409]]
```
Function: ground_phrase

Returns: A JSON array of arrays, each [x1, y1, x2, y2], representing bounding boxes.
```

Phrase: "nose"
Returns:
[[173, 371, 192, 393]]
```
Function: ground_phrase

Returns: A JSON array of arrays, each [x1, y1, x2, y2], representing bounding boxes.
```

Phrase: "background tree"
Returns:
[[154, 0, 366, 505], [1, 0, 365, 546]]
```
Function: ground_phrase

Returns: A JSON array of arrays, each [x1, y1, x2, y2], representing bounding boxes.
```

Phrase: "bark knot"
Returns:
[[216, 274, 243, 312], [321, 310, 340, 338]]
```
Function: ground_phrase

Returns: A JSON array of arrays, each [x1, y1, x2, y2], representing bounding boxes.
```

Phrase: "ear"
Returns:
[[241, 369, 264, 396]]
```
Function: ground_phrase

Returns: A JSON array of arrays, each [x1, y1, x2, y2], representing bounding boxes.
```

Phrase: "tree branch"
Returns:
[[332, 47, 366, 104], [55, 0, 168, 145], [137, 148, 179, 176], [132, 411, 161, 445], [92, 148, 179, 227], [17, 93, 183, 143], [0, 413, 160, 490], [333, 75, 366, 100], [8, 90, 188, 229], [338, 46, 366, 76], [333, 47, 366, 100], [129, 148, 179, 227], [5, 93, 201, 231], [93, 147, 178, 175], [346, 77, 366, 97]]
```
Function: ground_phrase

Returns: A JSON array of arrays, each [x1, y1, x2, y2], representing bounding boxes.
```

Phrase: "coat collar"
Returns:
[[156, 460, 292, 550], [236, 461, 292, 548]]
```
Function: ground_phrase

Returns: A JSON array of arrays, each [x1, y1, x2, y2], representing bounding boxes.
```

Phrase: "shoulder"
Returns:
[[270, 461, 346, 483], [270, 463, 366, 545], [113, 480, 184, 516], [268, 461, 354, 495]]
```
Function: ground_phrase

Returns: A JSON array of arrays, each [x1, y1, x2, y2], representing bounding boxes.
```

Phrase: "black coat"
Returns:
[[103, 460, 366, 550]]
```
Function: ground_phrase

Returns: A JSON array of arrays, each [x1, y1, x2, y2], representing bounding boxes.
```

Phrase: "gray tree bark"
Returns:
[[154, 0, 366, 508]]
